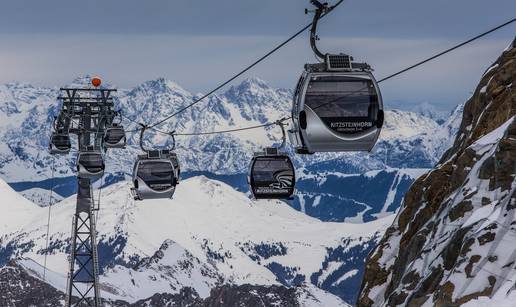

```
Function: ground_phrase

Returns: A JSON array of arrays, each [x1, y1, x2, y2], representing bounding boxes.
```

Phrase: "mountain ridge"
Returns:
[[0, 76, 460, 214], [358, 37, 515, 307], [0, 175, 391, 304], [0, 76, 459, 180]]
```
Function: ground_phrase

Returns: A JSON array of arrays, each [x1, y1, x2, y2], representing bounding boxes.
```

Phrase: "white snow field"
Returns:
[[1, 175, 391, 304]]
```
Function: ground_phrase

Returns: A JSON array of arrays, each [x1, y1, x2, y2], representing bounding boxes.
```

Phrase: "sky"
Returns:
[[0, 0, 514, 110]]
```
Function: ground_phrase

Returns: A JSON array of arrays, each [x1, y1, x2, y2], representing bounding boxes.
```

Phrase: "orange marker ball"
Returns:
[[92, 77, 102, 87]]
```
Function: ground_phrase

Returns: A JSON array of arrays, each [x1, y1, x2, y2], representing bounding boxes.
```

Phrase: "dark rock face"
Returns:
[[358, 40, 516, 306], [110, 288, 204, 307], [121, 284, 305, 307], [202, 284, 300, 307], [0, 261, 65, 307], [0, 261, 311, 307]]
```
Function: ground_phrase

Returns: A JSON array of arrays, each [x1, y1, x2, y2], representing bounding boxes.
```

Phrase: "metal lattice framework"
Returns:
[[51, 87, 117, 307], [66, 178, 100, 306]]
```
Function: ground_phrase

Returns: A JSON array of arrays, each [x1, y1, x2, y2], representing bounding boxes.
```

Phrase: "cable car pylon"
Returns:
[[49, 77, 121, 306]]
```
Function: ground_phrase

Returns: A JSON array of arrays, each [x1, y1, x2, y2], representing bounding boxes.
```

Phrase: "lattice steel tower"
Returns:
[[50, 83, 118, 307]]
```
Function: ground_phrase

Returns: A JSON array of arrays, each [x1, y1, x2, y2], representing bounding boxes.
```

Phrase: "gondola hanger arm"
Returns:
[[307, 0, 344, 60], [275, 118, 288, 150], [138, 123, 149, 152], [169, 130, 177, 151], [113, 110, 123, 125]]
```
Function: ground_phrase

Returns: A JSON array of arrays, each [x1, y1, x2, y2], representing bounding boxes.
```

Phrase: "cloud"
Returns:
[[0, 33, 511, 110], [0, 0, 514, 111]]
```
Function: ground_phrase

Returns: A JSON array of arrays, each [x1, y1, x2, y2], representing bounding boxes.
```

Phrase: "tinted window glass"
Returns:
[[138, 161, 174, 186], [106, 128, 125, 142], [305, 76, 377, 118], [52, 135, 70, 146], [53, 135, 69, 142], [253, 158, 293, 183], [79, 153, 104, 172]]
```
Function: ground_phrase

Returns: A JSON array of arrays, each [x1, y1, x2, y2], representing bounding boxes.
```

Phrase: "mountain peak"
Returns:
[[225, 77, 271, 98], [66, 75, 114, 89], [134, 78, 191, 96], [240, 77, 269, 88]]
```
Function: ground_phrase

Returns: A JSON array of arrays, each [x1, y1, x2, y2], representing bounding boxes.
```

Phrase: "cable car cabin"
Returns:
[[104, 124, 126, 148], [49, 132, 71, 154], [50, 133, 71, 154], [77, 150, 105, 178], [289, 57, 384, 154], [131, 150, 180, 201], [248, 147, 295, 200]]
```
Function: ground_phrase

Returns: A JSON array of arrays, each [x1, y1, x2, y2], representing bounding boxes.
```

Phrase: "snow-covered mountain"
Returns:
[[0, 76, 460, 224], [358, 40, 516, 307], [293, 168, 429, 223], [0, 37, 512, 307], [0, 76, 459, 181], [0, 74, 463, 305], [386, 101, 451, 125], [2, 257, 351, 306], [0, 175, 391, 305]]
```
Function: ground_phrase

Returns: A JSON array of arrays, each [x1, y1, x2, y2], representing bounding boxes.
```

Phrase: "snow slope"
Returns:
[[0, 178, 42, 234], [293, 167, 429, 223], [361, 117, 516, 306], [1, 175, 392, 304]]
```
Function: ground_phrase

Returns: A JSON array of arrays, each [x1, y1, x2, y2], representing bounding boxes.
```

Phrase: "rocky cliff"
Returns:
[[358, 39, 516, 306]]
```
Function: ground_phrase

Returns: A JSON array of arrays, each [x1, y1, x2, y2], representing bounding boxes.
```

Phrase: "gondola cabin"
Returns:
[[77, 150, 105, 178], [49, 132, 71, 154], [131, 150, 180, 201], [289, 59, 383, 154], [248, 147, 295, 199], [104, 123, 126, 148], [289, 0, 384, 154]]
